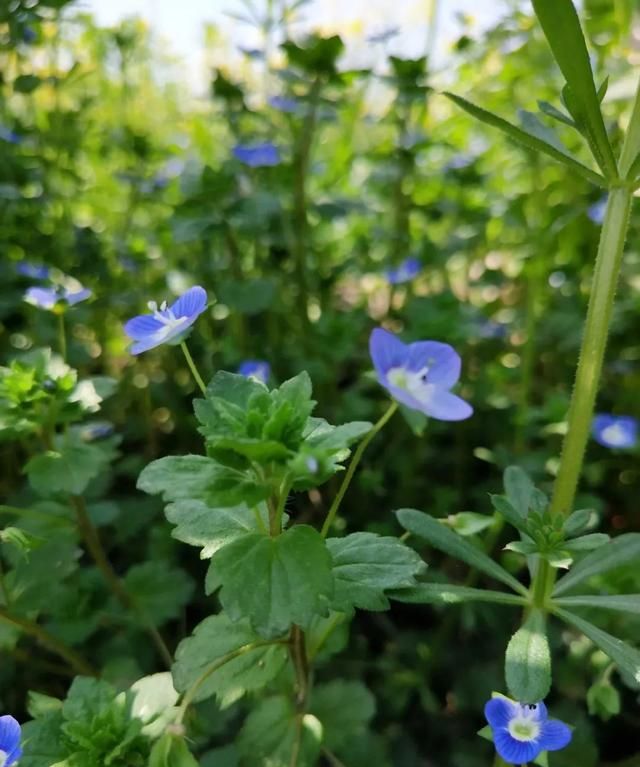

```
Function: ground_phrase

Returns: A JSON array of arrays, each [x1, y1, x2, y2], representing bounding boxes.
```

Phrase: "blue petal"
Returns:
[[484, 697, 519, 729], [421, 389, 473, 421], [592, 413, 637, 449], [369, 328, 409, 379], [65, 287, 91, 305], [238, 360, 270, 383], [124, 315, 164, 341], [170, 286, 208, 320], [0, 716, 21, 758], [130, 334, 165, 355], [494, 729, 541, 765], [405, 340, 461, 387], [24, 286, 58, 309], [538, 719, 572, 752]]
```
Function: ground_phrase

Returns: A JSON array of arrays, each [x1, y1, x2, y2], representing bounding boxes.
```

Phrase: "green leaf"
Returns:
[[123, 561, 193, 625], [214, 525, 334, 637], [443, 92, 606, 187], [310, 680, 375, 752], [505, 610, 551, 703], [237, 695, 323, 767], [554, 594, 640, 615], [531, 0, 617, 178], [555, 607, 640, 685], [26, 441, 113, 496], [563, 533, 610, 552], [137, 455, 268, 507], [490, 495, 527, 532], [553, 533, 640, 596], [586, 681, 620, 721], [172, 614, 288, 708], [305, 420, 372, 452], [14, 74, 41, 93], [164, 500, 269, 558], [149, 734, 199, 767], [395, 509, 528, 596], [504, 540, 538, 556], [503, 466, 534, 517], [389, 582, 526, 606], [563, 508, 594, 537], [538, 100, 576, 128], [326, 532, 426, 613], [446, 512, 494, 537]]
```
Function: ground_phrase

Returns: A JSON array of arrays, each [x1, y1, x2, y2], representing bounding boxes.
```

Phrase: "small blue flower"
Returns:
[[369, 328, 472, 421], [268, 96, 299, 113], [16, 261, 50, 280], [233, 143, 280, 167], [0, 126, 21, 145], [238, 360, 271, 384], [22, 26, 37, 44], [592, 414, 638, 449], [485, 696, 572, 765], [0, 715, 22, 767], [588, 197, 607, 225], [383, 257, 421, 285], [124, 286, 208, 355], [24, 285, 91, 310], [81, 422, 115, 441]]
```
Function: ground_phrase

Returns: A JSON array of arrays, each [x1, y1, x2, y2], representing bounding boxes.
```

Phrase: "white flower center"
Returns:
[[601, 423, 630, 447], [508, 712, 541, 742], [387, 365, 432, 402], [147, 300, 186, 330], [0, 750, 8, 767]]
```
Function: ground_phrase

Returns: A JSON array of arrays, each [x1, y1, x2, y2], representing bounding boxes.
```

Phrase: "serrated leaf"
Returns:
[[555, 607, 640, 685], [310, 680, 375, 751], [554, 594, 640, 615], [553, 533, 640, 596], [395, 509, 528, 596], [164, 500, 270, 558], [389, 582, 525, 606], [305, 420, 372, 451], [237, 696, 322, 767], [505, 610, 551, 703], [123, 562, 193, 625], [326, 532, 426, 613], [26, 441, 112, 496], [214, 525, 334, 637], [172, 614, 288, 708], [531, 0, 617, 178], [444, 92, 606, 187]]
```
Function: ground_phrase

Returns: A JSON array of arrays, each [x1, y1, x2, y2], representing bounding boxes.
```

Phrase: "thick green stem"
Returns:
[[321, 401, 398, 538], [58, 311, 67, 361], [549, 186, 632, 517], [180, 341, 207, 395]]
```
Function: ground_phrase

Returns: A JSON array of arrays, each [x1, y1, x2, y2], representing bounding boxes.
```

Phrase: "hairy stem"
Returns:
[[321, 401, 398, 537]]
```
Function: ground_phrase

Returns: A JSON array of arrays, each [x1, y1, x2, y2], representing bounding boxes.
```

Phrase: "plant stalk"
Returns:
[[180, 341, 207, 395]]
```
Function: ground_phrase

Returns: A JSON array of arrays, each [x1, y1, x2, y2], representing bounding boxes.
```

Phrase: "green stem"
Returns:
[[180, 341, 206, 395], [549, 186, 632, 518], [175, 639, 287, 724], [321, 401, 398, 538], [58, 311, 67, 361], [0, 605, 96, 676]]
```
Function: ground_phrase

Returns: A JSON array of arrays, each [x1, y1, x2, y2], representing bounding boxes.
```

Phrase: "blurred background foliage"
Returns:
[[1, 0, 640, 764]]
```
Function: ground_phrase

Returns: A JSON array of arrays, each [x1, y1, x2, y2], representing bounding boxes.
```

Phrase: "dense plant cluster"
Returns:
[[2, 0, 640, 765]]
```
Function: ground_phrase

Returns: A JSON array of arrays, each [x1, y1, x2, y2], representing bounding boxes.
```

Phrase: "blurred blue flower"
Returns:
[[238, 360, 271, 384], [16, 261, 50, 280], [484, 696, 571, 765], [592, 414, 638, 449], [81, 422, 115, 441], [238, 46, 264, 59], [384, 257, 421, 285], [0, 715, 22, 767], [124, 286, 207, 355], [369, 327, 472, 421], [233, 143, 280, 167], [268, 96, 299, 113], [0, 126, 21, 144], [367, 25, 400, 44], [588, 197, 607, 225], [24, 285, 91, 310], [22, 25, 37, 44]]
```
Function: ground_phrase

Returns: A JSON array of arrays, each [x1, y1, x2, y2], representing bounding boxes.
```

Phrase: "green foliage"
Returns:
[[505, 610, 552, 703], [172, 613, 288, 707], [553, 534, 640, 595], [310, 680, 375, 752]]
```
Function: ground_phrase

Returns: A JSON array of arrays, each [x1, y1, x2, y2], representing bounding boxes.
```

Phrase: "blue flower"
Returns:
[[233, 143, 280, 167], [16, 261, 50, 280], [588, 197, 607, 225], [268, 96, 299, 113], [0, 715, 22, 767], [383, 257, 421, 285], [124, 286, 207, 355], [369, 328, 472, 421], [485, 696, 572, 765], [592, 414, 638, 449], [0, 126, 21, 145], [238, 360, 271, 384], [24, 285, 91, 310]]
